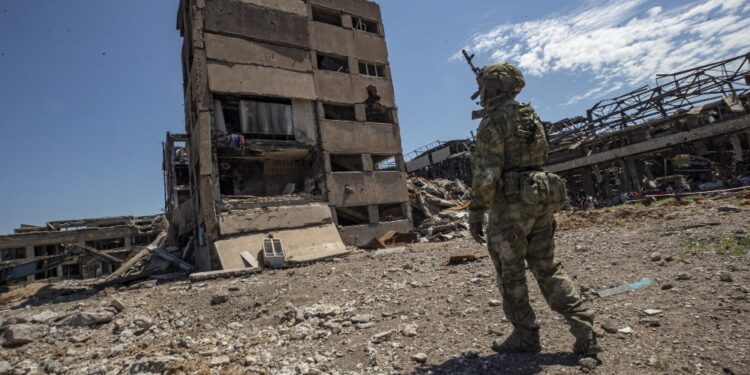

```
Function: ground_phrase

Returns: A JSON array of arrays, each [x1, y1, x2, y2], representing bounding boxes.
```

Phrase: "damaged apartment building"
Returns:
[[166, 0, 411, 272], [0, 216, 164, 282]]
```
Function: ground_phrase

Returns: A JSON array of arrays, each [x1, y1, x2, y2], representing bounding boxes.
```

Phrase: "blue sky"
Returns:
[[0, 0, 748, 234]]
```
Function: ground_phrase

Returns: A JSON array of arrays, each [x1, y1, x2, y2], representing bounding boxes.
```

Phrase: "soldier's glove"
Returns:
[[470, 221, 486, 244]]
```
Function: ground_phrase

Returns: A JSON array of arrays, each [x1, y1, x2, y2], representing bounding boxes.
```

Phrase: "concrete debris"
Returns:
[[408, 177, 472, 242], [369, 246, 406, 258], [110, 296, 126, 312], [444, 253, 488, 266], [210, 295, 229, 306], [3, 324, 48, 346], [720, 272, 734, 282], [371, 330, 394, 344], [718, 205, 742, 213], [62, 311, 115, 327]]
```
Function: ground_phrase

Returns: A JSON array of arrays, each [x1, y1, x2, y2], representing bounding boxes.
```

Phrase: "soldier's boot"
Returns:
[[573, 332, 603, 358], [491, 327, 541, 354]]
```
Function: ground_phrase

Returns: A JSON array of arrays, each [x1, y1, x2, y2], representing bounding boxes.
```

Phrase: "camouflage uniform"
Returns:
[[469, 63, 599, 355]]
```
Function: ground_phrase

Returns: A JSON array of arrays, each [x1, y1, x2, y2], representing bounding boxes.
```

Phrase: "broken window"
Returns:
[[373, 155, 397, 171], [364, 86, 393, 123], [336, 206, 369, 226], [312, 6, 342, 27], [1, 248, 26, 261], [378, 203, 405, 222], [353, 17, 379, 34], [34, 244, 61, 258], [35, 268, 57, 281], [317, 53, 350, 73], [61, 264, 81, 279], [175, 164, 190, 186], [218, 159, 316, 196], [215, 95, 294, 140], [358, 61, 386, 78], [330, 154, 364, 172], [323, 103, 357, 121], [86, 238, 125, 251]]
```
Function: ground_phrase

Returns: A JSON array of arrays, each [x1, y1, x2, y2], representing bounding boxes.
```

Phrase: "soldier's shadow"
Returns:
[[411, 352, 580, 375]]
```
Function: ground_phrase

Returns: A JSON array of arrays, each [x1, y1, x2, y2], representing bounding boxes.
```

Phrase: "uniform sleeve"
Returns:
[[469, 117, 505, 223]]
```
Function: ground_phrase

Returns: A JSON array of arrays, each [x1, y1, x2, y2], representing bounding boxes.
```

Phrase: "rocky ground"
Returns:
[[1, 194, 749, 375]]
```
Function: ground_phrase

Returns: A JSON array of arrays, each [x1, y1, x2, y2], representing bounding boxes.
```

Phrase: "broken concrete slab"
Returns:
[[215, 225, 347, 269], [369, 246, 406, 258]]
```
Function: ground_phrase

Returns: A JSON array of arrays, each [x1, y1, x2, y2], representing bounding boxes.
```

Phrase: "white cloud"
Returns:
[[455, 0, 750, 104]]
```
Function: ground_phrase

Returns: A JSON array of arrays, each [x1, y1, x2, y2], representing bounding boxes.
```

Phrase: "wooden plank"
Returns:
[[546, 115, 750, 173]]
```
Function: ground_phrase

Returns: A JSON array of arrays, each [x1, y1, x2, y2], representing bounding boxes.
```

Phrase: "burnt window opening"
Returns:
[[1, 248, 26, 261], [364, 86, 394, 123], [218, 158, 318, 197], [353, 17, 379, 34], [330, 154, 364, 172], [34, 244, 61, 258], [312, 6, 342, 27], [373, 155, 397, 171], [175, 164, 190, 186], [317, 53, 350, 73], [86, 238, 125, 251], [35, 268, 58, 281], [358, 62, 386, 78], [323, 104, 357, 121], [61, 264, 81, 278], [336, 206, 369, 227], [378, 203, 405, 222], [214, 95, 294, 141]]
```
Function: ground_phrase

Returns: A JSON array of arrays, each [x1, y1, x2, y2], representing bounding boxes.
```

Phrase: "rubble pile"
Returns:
[[0, 197, 749, 374], [407, 177, 474, 242]]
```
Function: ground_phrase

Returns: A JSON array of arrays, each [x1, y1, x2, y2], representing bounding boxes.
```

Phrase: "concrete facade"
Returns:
[[171, 0, 410, 271]]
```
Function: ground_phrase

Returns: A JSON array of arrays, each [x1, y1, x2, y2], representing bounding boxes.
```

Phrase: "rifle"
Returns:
[[462, 49, 482, 100], [462, 49, 481, 77]]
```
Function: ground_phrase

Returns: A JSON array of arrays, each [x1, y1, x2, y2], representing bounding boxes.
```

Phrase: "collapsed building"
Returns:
[[406, 53, 750, 206], [547, 53, 750, 205], [405, 139, 473, 183], [0, 216, 164, 282], [167, 0, 411, 272]]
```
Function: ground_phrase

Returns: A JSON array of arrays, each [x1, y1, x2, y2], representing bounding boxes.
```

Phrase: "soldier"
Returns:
[[467, 62, 602, 359]]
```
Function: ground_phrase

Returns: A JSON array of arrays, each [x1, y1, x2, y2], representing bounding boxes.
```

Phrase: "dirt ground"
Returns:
[[1, 195, 748, 374]]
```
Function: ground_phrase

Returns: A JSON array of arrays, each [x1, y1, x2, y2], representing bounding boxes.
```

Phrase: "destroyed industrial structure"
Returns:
[[0, 216, 164, 282], [165, 0, 411, 272], [405, 139, 473, 182], [406, 53, 750, 206]]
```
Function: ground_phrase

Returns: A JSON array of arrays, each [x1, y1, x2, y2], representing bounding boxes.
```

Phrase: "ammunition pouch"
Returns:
[[503, 171, 569, 211]]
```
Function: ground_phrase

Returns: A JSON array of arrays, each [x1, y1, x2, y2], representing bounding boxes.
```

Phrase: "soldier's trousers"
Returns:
[[486, 201, 595, 340]]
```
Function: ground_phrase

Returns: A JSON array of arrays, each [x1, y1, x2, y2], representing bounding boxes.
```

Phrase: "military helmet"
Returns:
[[477, 63, 526, 94], [477, 63, 525, 102]]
